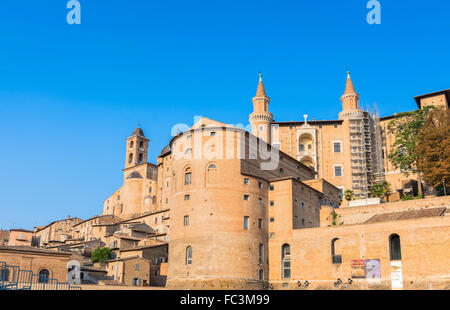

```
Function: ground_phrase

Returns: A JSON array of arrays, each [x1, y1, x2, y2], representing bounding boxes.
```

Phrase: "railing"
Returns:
[[0, 261, 81, 291]]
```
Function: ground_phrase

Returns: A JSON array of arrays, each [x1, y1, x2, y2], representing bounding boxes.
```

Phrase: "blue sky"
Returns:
[[0, 0, 449, 230]]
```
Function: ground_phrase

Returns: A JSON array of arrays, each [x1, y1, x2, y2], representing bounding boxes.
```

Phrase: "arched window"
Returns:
[[185, 148, 192, 158], [139, 141, 144, 149], [206, 164, 218, 185], [186, 246, 192, 265], [130, 141, 134, 149], [331, 238, 342, 264], [389, 234, 402, 261], [139, 153, 143, 164], [281, 244, 291, 279], [38, 269, 49, 283], [129, 153, 133, 164], [185, 168, 192, 186]]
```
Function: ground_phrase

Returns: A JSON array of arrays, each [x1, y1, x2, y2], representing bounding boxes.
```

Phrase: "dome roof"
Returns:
[[132, 126, 145, 137], [160, 145, 171, 156]]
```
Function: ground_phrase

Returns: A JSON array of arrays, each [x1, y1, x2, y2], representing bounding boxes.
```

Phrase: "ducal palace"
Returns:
[[2, 73, 449, 290]]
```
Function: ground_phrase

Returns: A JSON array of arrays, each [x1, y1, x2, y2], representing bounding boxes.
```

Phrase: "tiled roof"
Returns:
[[127, 171, 143, 179], [365, 207, 447, 224]]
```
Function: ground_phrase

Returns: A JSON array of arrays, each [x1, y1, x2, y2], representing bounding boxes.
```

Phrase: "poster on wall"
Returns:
[[364, 259, 381, 284], [351, 259, 366, 278], [390, 261, 403, 289]]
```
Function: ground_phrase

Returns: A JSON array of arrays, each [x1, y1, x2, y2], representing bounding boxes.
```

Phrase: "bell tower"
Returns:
[[249, 74, 273, 144], [125, 125, 149, 169]]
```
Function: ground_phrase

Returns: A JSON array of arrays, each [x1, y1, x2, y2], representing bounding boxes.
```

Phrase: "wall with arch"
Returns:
[[269, 196, 450, 289]]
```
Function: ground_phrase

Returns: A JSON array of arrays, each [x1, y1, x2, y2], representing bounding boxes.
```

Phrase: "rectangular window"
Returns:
[[270, 201, 274, 206], [244, 195, 249, 201], [244, 178, 249, 185], [258, 198, 262, 205], [244, 216, 249, 230], [259, 244, 264, 264], [184, 195, 190, 201], [269, 232, 275, 239], [333, 142, 342, 153], [135, 264, 140, 271], [269, 185, 274, 191], [299, 144, 305, 151], [258, 182, 262, 189], [334, 165, 343, 177], [211, 132, 216, 136], [258, 218, 262, 230], [184, 216, 189, 226], [270, 218, 275, 222]]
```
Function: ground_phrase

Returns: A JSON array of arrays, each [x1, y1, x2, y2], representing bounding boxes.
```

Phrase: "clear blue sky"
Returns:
[[0, 0, 448, 230]]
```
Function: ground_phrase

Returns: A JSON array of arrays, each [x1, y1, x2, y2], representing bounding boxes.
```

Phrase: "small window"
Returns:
[[334, 166, 343, 177], [270, 218, 275, 222], [333, 142, 342, 153], [258, 218, 262, 230], [128, 153, 133, 164], [184, 216, 189, 226], [244, 216, 249, 230], [186, 246, 192, 265], [259, 244, 264, 264], [244, 195, 249, 201], [184, 195, 190, 201], [259, 269, 264, 280], [258, 182, 262, 189], [135, 264, 140, 271], [269, 232, 275, 239], [279, 168, 284, 173], [299, 144, 305, 151], [258, 198, 262, 205], [270, 201, 274, 206], [130, 141, 134, 149], [282, 244, 291, 279], [210, 132, 216, 136], [269, 185, 274, 191], [244, 178, 250, 185], [185, 171, 192, 185]]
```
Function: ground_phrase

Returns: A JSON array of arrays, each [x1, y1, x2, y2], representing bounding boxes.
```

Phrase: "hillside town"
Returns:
[[1, 75, 449, 290]]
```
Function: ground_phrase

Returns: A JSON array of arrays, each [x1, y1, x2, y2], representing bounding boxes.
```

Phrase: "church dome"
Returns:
[[132, 126, 145, 137]]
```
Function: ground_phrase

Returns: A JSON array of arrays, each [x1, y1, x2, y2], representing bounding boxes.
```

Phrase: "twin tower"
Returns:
[[249, 72, 360, 145], [124, 72, 360, 169]]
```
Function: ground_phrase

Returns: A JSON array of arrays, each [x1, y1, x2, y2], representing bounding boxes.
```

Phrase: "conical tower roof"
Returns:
[[255, 73, 267, 97], [344, 71, 357, 95]]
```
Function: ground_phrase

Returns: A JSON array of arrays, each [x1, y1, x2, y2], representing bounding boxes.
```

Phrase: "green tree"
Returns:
[[370, 181, 391, 200], [344, 189, 355, 201], [387, 107, 433, 197], [415, 108, 450, 189], [91, 247, 113, 264]]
